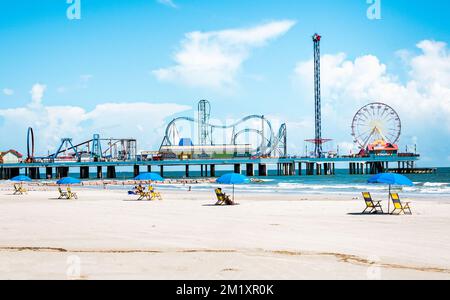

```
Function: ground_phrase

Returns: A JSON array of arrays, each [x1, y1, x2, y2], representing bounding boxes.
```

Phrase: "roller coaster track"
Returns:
[[26, 127, 35, 162], [161, 115, 286, 156], [47, 138, 136, 160]]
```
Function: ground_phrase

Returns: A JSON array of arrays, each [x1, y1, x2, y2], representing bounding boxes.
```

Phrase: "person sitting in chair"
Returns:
[[215, 188, 234, 206]]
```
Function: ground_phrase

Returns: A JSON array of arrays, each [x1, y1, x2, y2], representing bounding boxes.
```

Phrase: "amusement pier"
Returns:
[[0, 34, 435, 180]]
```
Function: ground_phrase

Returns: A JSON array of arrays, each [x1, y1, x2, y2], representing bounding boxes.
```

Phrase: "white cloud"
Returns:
[[0, 84, 190, 154], [293, 39, 450, 158], [29, 83, 47, 107], [153, 20, 296, 89], [2, 88, 14, 96], [157, 0, 178, 8]]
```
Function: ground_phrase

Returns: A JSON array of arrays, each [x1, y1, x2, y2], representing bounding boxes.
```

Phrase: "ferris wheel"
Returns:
[[351, 102, 401, 149]]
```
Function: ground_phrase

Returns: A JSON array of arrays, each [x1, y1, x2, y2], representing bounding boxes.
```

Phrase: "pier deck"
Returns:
[[0, 155, 430, 180]]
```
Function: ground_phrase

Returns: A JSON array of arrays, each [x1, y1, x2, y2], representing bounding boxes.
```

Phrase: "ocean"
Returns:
[[100, 167, 450, 197]]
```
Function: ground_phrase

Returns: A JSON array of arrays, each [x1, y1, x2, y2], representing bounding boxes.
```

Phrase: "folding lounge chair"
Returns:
[[20, 186, 27, 194], [13, 184, 27, 195], [215, 189, 225, 206], [362, 192, 383, 214], [148, 186, 163, 201], [390, 193, 412, 215], [67, 187, 78, 200], [150, 191, 163, 201], [13, 184, 21, 195], [58, 187, 68, 199], [136, 187, 147, 201]]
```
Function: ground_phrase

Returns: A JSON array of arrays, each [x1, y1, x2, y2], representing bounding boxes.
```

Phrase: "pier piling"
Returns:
[[106, 166, 116, 179], [246, 164, 254, 177], [289, 163, 296, 176], [133, 165, 140, 177], [316, 163, 322, 175], [97, 166, 103, 179], [234, 164, 241, 174], [29, 167, 40, 179], [80, 166, 89, 179], [258, 164, 268, 177], [306, 163, 314, 176], [56, 167, 69, 179], [46, 167, 53, 179]]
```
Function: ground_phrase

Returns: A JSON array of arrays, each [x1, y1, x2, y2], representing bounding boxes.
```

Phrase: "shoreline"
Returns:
[[1, 178, 449, 199]]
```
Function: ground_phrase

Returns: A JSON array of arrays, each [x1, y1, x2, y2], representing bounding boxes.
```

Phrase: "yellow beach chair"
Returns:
[[362, 192, 383, 214], [58, 187, 68, 199], [13, 184, 27, 195], [150, 191, 163, 201], [390, 193, 412, 215], [148, 186, 162, 201], [215, 188, 226, 205], [136, 187, 147, 201], [214, 188, 235, 206], [67, 187, 78, 200]]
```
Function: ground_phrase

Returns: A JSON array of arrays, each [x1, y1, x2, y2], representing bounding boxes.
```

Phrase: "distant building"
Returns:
[[159, 144, 252, 160], [366, 140, 399, 156], [0, 150, 23, 164]]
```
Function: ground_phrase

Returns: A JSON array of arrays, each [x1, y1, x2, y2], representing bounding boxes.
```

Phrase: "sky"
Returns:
[[0, 0, 450, 166]]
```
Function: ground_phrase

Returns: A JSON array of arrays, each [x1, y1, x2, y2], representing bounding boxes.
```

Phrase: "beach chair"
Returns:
[[215, 188, 226, 205], [361, 192, 383, 214], [67, 187, 78, 200], [390, 193, 412, 215], [13, 184, 21, 195], [150, 191, 163, 201], [58, 187, 69, 199], [136, 187, 147, 201], [148, 186, 163, 201], [214, 188, 234, 206], [13, 184, 27, 195]]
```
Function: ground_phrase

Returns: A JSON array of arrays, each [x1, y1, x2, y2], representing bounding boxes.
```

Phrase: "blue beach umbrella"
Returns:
[[216, 173, 250, 201], [134, 172, 164, 182], [368, 173, 414, 213], [11, 175, 32, 182], [56, 177, 81, 185]]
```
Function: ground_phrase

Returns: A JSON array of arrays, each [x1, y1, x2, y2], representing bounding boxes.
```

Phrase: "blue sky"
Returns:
[[1, 0, 450, 166]]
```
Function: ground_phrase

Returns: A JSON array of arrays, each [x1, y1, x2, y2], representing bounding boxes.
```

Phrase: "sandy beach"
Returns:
[[0, 183, 449, 280]]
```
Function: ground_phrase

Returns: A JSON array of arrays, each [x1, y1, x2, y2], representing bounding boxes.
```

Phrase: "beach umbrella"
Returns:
[[367, 173, 414, 214], [11, 175, 32, 182], [56, 177, 81, 185], [134, 172, 164, 182], [216, 173, 250, 202]]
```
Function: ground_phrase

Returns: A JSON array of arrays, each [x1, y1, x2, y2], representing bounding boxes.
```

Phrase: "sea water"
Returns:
[[101, 168, 450, 197]]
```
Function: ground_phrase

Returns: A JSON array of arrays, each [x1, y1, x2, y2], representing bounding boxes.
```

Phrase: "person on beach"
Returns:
[[133, 184, 144, 194], [215, 188, 234, 206]]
